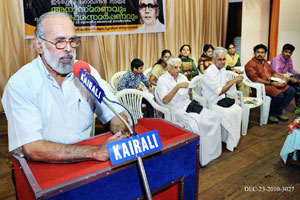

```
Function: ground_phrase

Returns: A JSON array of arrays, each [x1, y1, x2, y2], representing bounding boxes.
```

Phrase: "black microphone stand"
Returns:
[[77, 68, 152, 199], [103, 96, 152, 200]]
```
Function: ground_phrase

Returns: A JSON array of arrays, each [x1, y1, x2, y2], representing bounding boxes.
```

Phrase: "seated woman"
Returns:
[[225, 43, 242, 73], [198, 44, 214, 74], [149, 49, 172, 86], [226, 43, 250, 96], [178, 44, 199, 81]]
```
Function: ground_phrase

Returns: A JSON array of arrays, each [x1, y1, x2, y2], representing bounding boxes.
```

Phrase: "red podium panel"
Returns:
[[14, 119, 199, 200]]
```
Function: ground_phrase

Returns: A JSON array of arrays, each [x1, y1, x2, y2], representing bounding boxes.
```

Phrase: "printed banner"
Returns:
[[22, 0, 166, 38]]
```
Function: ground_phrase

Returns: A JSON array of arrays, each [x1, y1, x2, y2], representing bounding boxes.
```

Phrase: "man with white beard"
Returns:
[[1, 11, 128, 163]]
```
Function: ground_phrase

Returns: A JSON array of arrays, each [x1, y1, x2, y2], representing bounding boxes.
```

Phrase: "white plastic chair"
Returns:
[[116, 89, 171, 125], [242, 71, 271, 125], [189, 75, 211, 109], [110, 71, 127, 94], [226, 71, 264, 135]]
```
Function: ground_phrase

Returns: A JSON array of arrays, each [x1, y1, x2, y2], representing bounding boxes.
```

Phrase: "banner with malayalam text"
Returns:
[[22, 0, 166, 38]]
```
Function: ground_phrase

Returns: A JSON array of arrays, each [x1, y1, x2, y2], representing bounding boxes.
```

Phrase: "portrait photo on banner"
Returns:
[[22, 0, 166, 38]]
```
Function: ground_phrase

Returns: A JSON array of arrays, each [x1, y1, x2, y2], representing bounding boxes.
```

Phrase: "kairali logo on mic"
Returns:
[[79, 69, 104, 103]]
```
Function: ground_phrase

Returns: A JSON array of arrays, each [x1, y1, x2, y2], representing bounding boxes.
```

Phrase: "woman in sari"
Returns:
[[198, 44, 214, 74], [149, 49, 172, 86]]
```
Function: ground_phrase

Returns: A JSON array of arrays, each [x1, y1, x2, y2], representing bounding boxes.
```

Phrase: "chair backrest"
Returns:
[[190, 74, 203, 97], [243, 70, 264, 100], [226, 70, 238, 92], [143, 67, 152, 80], [110, 71, 127, 92], [116, 89, 143, 125], [189, 74, 211, 108], [116, 89, 171, 125]]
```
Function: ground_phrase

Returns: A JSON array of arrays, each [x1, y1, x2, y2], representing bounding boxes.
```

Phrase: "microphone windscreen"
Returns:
[[73, 60, 91, 78]]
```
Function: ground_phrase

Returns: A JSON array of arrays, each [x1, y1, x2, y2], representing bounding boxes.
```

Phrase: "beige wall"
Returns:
[[240, 0, 270, 65], [277, 0, 300, 71]]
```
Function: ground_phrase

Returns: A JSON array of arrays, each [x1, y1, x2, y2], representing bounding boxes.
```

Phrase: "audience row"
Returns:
[[115, 43, 298, 166]]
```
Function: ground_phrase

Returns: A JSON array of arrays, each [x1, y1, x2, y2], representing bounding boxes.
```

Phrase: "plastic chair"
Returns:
[[116, 89, 171, 125], [242, 70, 271, 125], [191, 74, 241, 109], [226, 71, 264, 135], [189, 75, 211, 109], [110, 71, 127, 94]]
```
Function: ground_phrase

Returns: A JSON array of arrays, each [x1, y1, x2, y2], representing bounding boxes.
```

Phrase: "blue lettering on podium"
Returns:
[[107, 130, 162, 165]]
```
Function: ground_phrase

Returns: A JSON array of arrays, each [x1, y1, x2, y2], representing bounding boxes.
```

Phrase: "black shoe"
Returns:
[[268, 116, 279, 124], [276, 115, 289, 122]]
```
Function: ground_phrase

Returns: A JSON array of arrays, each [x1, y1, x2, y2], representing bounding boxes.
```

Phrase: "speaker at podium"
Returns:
[[13, 118, 200, 200]]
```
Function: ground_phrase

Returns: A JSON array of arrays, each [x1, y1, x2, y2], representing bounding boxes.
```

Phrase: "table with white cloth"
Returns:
[[280, 127, 300, 164]]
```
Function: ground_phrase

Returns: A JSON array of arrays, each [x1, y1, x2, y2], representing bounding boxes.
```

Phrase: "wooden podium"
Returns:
[[13, 119, 199, 200]]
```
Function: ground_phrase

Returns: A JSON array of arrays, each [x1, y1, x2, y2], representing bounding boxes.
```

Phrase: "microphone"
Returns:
[[72, 60, 137, 136], [73, 61, 152, 200]]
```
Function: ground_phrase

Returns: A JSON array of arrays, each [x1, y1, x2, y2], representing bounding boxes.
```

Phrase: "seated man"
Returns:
[[245, 44, 296, 124], [201, 47, 243, 151], [271, 44, 300, 113], [117, 58, 154, 117], [156, 56, 222, 166], [1, 11, 128, 164]]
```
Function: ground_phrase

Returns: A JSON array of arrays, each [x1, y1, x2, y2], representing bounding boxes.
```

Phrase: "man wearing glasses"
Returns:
[[201, 47, 243, 152], [2, 11, 128, 164], [137, 0, 165, 32]]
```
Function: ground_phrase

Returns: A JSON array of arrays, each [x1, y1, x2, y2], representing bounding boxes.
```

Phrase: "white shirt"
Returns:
[[2, 56, 123, 151], [136, 19, 166, 33], [156, 71, 191, 112], [201, 64, 228, 104]]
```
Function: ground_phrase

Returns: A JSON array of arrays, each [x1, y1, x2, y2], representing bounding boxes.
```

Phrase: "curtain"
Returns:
[[268, 0, 280, 61], [0, 0, 228, 112]]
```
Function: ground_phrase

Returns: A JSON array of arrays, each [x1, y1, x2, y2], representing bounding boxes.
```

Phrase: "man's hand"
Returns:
[[148, 86, 153, 93], [234, 75, 243, 83], [290, 77, 298, 83], [162, 82, 189, 104], [176, 82, 189, 89], [92, 131, 128, 161], [235, 69, 243, 74], [272, 81, 285, 88], [110, 112, 129, 134]]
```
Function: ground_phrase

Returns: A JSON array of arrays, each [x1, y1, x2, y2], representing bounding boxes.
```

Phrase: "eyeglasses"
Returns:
[[216, 58, 226, 61], [139, 3, 158, 11], [39, 37, 81, 49]]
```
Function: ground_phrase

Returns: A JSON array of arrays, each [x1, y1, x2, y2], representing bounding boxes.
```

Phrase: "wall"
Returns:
[[277, 0, 300, 71], [240, 0, 270, 65]]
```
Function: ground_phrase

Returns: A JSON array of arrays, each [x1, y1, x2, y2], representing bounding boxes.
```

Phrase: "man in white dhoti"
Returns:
[[156, 57, 222, 166], [201, 47, 243, 151]]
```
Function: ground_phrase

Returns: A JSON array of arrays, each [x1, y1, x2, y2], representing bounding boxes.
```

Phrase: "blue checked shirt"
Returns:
[[117, 71, 151, 91]]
